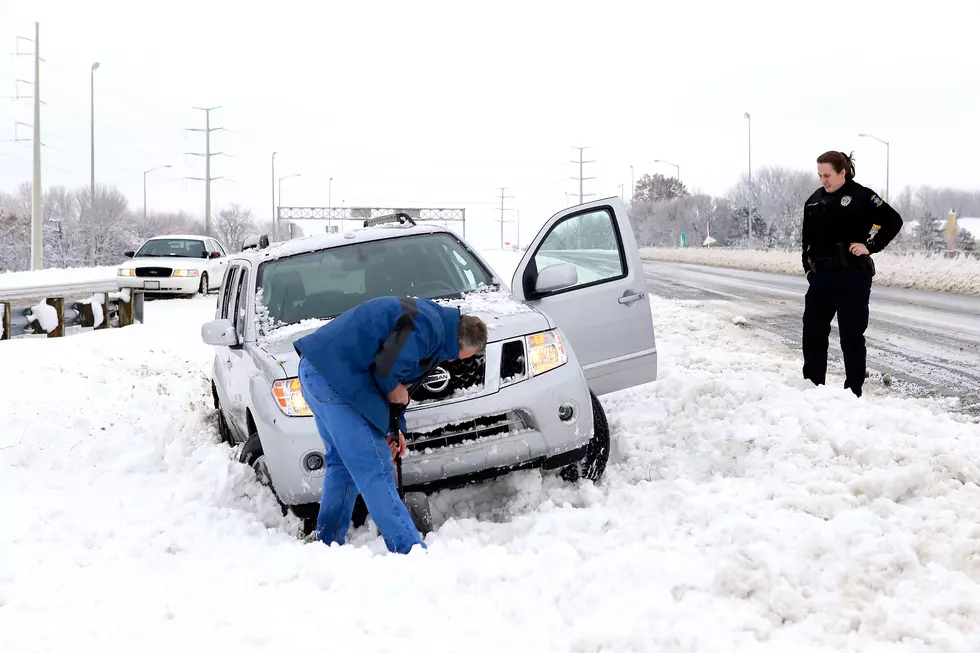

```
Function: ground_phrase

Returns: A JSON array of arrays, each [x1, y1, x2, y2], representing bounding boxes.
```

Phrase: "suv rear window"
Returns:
[[256, 233, 494, 325]]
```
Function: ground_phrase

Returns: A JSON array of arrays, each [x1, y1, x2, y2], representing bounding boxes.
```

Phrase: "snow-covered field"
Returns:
[[0, 265, 119, 291], [2, 250, 980, 652], [641, 247, 980, 297]]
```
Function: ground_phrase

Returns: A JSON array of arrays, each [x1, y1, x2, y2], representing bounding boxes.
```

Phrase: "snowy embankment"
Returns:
[[641, 247, 980, 297], [0, 265, 118, 291], [2, 251, 980, 651]]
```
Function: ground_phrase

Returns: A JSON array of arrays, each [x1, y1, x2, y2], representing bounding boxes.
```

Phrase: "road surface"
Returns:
[[643, 260, 980, 416]]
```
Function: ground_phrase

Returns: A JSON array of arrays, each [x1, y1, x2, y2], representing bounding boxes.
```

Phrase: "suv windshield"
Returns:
[[256, 233, 495, 326], [136, 238, 207, 258]]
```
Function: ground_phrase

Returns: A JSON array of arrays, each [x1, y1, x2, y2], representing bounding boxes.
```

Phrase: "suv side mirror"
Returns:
[[201, 319, 239, 347], [534, 262, 578, 294], [124, 250, 135, 258]]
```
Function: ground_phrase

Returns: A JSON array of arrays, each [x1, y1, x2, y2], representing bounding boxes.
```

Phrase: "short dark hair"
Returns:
[[817, 150, 856, 181], [458, 314, 487, 352]]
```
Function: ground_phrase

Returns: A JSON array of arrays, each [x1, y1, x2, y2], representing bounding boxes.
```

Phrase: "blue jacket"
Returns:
[[293, 296, 461, 436]]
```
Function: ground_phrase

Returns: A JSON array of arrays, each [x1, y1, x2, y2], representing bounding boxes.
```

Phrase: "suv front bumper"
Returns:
[[249, 360, 595, 506]]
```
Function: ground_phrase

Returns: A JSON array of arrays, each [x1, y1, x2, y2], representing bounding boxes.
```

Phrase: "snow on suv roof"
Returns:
[[233, 222, 449, 265]]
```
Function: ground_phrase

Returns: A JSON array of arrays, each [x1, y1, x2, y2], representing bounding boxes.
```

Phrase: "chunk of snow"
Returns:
[[27, 300, 59, 332], [732, 315, 748, 326], [436, 286, 532, 317], [77, 294, 105, 329]]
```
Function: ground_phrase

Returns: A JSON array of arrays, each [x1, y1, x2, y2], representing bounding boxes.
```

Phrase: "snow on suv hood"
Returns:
[[258, 288, 551, 378]]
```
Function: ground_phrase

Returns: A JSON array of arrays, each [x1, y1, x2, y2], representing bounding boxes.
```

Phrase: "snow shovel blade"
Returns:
[[404, 491, 433, 535]]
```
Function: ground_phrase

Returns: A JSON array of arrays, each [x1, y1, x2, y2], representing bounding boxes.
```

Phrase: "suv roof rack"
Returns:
[[363, 212, 417, 228]]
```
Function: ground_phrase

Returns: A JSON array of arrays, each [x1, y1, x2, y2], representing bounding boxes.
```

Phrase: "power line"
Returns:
[[185, 106, 226, 237], [570, 146, 596, 205]]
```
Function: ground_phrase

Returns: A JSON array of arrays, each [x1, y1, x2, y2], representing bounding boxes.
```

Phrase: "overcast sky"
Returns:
[[1, 0, 978, 250]]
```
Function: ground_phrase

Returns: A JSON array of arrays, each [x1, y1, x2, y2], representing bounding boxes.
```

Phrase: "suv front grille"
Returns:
[[405, 412, 526, 452], [411, 355, 486, 403], [136, 267, 172, 277]]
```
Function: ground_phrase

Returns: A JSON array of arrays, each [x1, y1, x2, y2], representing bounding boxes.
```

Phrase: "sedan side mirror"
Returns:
[[534, 262, 578, 294], [201, 319, 239, 347], [209, 251, 222, 259], [124, 250, 135, 258]]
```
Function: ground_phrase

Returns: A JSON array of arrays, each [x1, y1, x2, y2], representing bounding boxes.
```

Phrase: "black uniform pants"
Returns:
[[802, 267, 873, 396]]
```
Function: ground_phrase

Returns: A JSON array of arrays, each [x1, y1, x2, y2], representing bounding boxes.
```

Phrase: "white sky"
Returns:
[[1, 0, 978, 250]]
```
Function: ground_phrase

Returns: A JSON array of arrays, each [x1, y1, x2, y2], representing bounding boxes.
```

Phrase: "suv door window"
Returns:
[[221, 266, 240, 319], [232, 268, 249, 340], [531, 208, 626, 294]]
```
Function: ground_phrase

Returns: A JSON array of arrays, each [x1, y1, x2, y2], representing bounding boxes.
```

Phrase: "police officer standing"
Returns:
[[801, 151, 903, 397]]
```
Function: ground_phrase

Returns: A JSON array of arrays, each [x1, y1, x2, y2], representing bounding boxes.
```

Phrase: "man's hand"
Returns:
[[387, 432, 407, 460], [387, 383, 409, 405], [849, 242, 870, 256]]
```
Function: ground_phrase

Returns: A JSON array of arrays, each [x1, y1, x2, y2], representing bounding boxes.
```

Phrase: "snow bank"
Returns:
[[642, 247, 980, 296], [0, 264, 118, 291], [3, 251, 980, 651]]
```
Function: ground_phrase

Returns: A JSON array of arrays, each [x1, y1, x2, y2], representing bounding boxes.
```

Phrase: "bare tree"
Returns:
[[215, 203, 257, 252]]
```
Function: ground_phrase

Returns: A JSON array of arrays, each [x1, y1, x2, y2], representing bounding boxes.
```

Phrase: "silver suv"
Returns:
[[202, 198, 657, 532]]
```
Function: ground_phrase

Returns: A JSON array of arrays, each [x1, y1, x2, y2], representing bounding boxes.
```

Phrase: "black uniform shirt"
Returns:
[[801, 179, 903, 272]]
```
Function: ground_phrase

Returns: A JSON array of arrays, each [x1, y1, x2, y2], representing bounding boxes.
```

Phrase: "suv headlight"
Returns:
[[272, 378, 312, 416], [172, 269, 200, 277], [526, 329, 567, 376], [118, 268, 135, 277]]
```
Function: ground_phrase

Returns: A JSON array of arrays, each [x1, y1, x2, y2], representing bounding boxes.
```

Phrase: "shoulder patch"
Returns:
[[870, 194, 884, 207]]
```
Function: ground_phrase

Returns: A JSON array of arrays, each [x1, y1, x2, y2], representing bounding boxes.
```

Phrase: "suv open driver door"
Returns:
[[511, 197, 657, 395]]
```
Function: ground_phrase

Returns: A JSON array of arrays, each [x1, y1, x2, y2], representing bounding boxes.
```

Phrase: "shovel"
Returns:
[[389, 384, 434, 535]]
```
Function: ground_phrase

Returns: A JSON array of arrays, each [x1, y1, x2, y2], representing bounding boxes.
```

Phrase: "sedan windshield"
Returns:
[[136, 238, 207, 258], [256, 233, 494, 326]]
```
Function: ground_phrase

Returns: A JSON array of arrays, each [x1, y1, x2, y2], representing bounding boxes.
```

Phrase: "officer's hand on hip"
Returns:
[[388, 384, 409, 404], [849, 242, 870, 256]]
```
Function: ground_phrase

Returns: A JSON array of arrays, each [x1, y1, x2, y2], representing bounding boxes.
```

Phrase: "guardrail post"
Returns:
[[97, 293, 110, 330], [47, 297, 65, 338], [1, 302, 9, 341], [118, 290, 135, 327]]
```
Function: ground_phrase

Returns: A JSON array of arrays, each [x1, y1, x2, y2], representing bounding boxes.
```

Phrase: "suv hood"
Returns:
[[259, 289, 551, 379], [120, 256, 207, 267]]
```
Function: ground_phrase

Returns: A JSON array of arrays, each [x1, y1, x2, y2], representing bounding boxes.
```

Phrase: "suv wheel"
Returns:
[[211, 385, 233, 446], [560, 391, 610, 483]]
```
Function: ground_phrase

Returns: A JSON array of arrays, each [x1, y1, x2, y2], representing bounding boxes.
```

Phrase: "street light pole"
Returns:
[[328, 177, 334, 232], [271, 151, 277, 240], [654, 159, 680, 182], [629, 164, 634, 204], [278, 174, 301, 238], [744, 111, 752, 242], [858, 132, 890, 202], [143, 165, 172, 221], [89, 61, 99, 264]]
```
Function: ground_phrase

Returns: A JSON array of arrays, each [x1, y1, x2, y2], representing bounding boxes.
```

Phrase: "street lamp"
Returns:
[[328, 177, 334, 232], [629, 164, 634, 204], [89, 61, 100, 264], [654, 159, 680, 181], [143, 165, 172, 221], [278, 174, 301, 238], [744, 111, 753, 242], [858, 132, 890, 202]]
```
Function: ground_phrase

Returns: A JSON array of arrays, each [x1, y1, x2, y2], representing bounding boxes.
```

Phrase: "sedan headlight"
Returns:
[[172, 269, 200, 277], [117, 268, 135, 277], [526, 329, 567, 376], [272, 378, 312, 416]]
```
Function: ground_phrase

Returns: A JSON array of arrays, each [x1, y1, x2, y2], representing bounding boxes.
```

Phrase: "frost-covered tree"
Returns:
[[633, 173, 687, 203], [215, 204, 257, 252], [956, 227, 977, 252]]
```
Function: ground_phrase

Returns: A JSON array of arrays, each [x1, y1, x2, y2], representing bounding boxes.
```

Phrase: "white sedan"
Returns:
[[117, 234, 230, 297]]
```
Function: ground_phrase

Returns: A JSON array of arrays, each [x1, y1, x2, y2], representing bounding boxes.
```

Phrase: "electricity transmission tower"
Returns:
[[185, 106, 226, 237], [495, 188, 515, 249], [570, 146, 595, 205]]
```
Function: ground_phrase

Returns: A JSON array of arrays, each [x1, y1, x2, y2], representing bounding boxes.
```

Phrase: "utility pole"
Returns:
[[186, 106, 225, 237], [495, 187, 514, 250], [30, 23, 42, 270], [270, 151, 277, 240], [569, 146, 595, 205], [89, 61, 99, 265]]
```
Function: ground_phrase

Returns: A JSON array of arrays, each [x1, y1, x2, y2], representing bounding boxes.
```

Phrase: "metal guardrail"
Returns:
[[0, 280, 144, 341]]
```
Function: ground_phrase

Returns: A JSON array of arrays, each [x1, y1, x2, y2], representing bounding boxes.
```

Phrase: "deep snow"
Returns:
[[2, 250, 980, 652], [641, 247, 980, 297]]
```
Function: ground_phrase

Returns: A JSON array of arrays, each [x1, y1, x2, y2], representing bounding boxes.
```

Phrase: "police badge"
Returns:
[[841, 195, 852, 207]]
